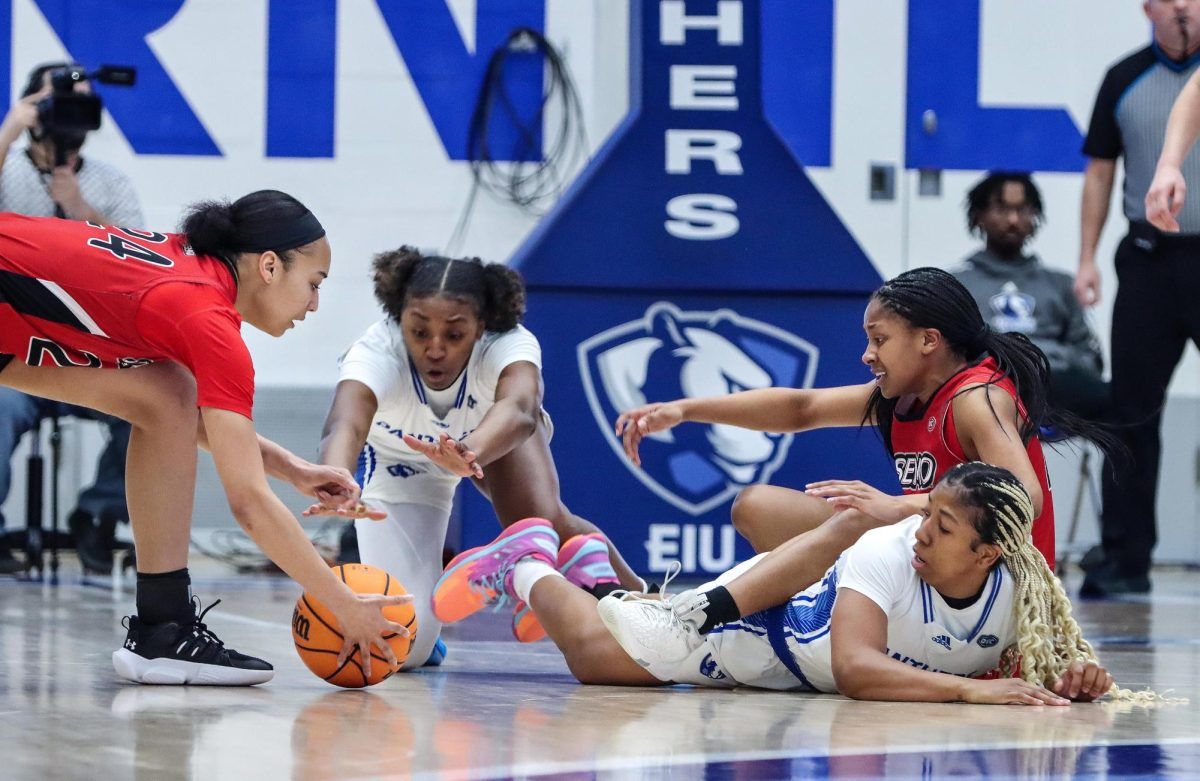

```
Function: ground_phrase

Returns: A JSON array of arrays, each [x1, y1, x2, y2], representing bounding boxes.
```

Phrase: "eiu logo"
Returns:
[[387, 463, 421, 478], [699, 653, 727, 681], [988, 282, 1037, 335], [579, 302, 818, 515], [932, 634, 952, 650], [977, 634, 999, 648]]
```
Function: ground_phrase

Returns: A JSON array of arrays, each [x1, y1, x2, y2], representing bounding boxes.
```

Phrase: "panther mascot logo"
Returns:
[[578, 302, 819, 515]]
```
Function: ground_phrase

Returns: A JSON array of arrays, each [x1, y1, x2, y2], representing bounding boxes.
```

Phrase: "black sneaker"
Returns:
[[1080, 567, 1152, 598], [1078, 544, 1107, 574], [112, 598, 274, 685]]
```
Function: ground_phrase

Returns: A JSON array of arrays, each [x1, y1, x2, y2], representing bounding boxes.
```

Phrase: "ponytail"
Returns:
[[179, 190, 324, 281]]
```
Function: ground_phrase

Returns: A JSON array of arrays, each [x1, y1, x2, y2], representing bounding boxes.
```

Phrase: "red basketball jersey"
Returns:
[[0, 213, 254, 417], [889, 356, 1055, 563]]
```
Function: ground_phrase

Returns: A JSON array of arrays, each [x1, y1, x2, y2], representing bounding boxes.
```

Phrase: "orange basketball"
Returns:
[[292, 563, 417, 688]]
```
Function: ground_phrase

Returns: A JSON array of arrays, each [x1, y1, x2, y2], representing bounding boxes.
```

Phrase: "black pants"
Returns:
[[1100, 226, 1200, 576]]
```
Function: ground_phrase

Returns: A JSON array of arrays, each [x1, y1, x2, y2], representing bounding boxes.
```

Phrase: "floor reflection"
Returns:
[[0, 570, 1198, 780]]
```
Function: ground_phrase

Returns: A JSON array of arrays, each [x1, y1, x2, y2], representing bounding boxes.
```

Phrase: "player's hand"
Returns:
[[333, 592, 414, 679], [804, 480, 909, 523], [1146, 164, 1187, 233], [0, 88, 48, 138], [614, 401, 685, 467], [403, 432, 483, 479], [292, 462, 362, 506], [962, 677, 1070, 706], [301, 498, 387, 521], [1051, 660, 1114, 702], [1074, 260, 1102, 308]]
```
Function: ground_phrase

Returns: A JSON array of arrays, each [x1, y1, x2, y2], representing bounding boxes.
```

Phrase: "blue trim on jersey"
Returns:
[[407, 358, 428, 405], [748, 567, 839, 692], [708, 621, 767, 638], [354, 443, 377, 488], [966, 567, 1003, 644], [921, 581, 932, 624], [764, 606, 818, 691], [454, 368, 468, 409]]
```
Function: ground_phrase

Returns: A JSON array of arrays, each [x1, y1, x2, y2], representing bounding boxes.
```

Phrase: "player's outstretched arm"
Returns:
[[1148, 68, 1200, 232], [303, 379, 386, 519], [615, 382, 876, 467], [202, 407, 410, 676], [830, 589, 1069, 705]]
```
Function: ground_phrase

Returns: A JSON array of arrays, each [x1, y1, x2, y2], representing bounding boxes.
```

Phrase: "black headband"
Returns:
[[234, 211, 326, 253]]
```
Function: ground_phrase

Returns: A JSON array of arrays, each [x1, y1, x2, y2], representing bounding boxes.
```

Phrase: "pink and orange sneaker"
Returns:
[[558, 533, 622, 591], [512, 533, 621, 643], [432, 518, 558, 624]]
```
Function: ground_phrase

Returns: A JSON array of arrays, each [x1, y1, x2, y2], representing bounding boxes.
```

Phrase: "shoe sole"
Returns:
[[433, 518, 554, 623], [512, 603, 547, 643], [112, 649, 274, 686]]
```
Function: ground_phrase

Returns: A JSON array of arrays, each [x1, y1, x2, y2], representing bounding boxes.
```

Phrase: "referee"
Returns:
[[1076, 0, 1200, 597]]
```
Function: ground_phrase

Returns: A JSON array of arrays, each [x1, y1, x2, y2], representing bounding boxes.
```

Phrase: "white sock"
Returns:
[[513, 559, 563, 604]]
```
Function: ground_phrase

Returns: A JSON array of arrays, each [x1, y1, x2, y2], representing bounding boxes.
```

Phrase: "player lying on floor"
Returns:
[[432, 462, 1121, 704]]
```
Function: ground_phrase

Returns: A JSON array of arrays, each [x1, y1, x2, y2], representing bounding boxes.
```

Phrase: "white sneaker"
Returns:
[[597, 590, 707, 678]]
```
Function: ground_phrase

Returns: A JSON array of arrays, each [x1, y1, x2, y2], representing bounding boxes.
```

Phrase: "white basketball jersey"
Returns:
[[338, 318, 542, 510], [775, 516, 1018, 692]]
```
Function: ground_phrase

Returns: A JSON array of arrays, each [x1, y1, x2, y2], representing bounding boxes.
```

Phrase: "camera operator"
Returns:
[[0, 61, 140, 222], [0, 61, 139, 575]]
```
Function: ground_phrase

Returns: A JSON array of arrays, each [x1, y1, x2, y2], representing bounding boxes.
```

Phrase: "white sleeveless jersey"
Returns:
[[664, 516, 1018, 691], [337, 318, 542, 511]]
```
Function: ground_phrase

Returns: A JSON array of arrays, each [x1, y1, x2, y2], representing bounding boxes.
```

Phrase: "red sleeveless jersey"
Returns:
[[0, 213, 254, 417], [889, 356, 1054, 563]]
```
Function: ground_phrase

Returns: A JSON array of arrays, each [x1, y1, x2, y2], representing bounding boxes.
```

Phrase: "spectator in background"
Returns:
[[955, 172, 1108, 422], [1074, 0, 1200, 596], [0, 61, 142, 574]]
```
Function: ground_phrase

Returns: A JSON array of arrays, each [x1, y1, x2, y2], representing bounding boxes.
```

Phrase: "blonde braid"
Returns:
[[976, 477, 1094, 687], [946, 463, 1165, 703]]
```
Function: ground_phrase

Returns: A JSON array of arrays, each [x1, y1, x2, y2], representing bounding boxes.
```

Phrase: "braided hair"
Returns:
[[942, 462, 1098, 688], [862, 267, 1110, 454], [371, 246, 525, 332]]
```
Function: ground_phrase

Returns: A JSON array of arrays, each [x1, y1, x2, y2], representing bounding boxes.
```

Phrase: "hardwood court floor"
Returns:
[[1, 563, 1198, 780]]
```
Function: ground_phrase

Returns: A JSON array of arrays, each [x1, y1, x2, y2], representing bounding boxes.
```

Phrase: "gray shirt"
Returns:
[[0, 147, 142, 226], [1084, 44, 1200, 232], [954, 250, 1103, 376]]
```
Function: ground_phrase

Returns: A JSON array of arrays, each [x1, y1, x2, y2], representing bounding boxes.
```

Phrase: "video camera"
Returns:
[[35, 64, 136, 163]]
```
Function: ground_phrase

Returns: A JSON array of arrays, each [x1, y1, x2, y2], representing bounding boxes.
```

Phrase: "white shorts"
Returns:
[[649, 554, 807, 691], [354, 500, 450, 670]]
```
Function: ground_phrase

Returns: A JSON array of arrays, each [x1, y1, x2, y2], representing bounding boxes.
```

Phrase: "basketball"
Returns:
[[292, 563, 417, 688]]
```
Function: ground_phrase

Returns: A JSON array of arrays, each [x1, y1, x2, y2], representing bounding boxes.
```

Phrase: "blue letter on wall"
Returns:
[[762, 0, 833, 167], [906, 0, 1084, 172], [34, 0, 220, 156], [373, 0, 545, 161], [267, 0, 337, 158]]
